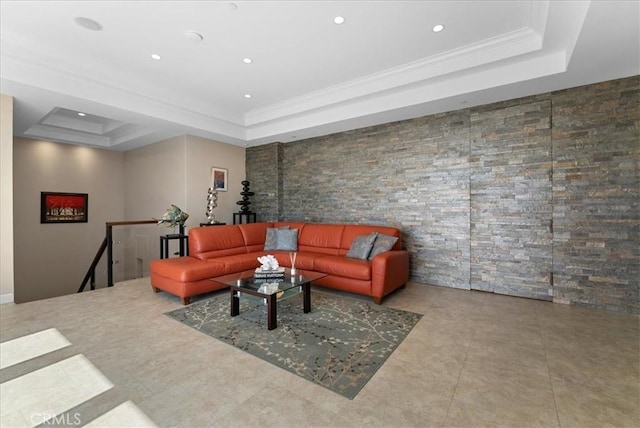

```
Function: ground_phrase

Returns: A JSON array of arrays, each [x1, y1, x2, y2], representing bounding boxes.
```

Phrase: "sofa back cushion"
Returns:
[[273, 222, 307, 232], [189, 222, 402, 260], [298, 224, 345, 255], [189, 225, 247, 260], [239, 222, 274, 252], [339, 225, 402, 256]]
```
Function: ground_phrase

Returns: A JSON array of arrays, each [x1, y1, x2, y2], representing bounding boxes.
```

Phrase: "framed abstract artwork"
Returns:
[[211, 167, 228, 192], [41, 192, 88, 223]]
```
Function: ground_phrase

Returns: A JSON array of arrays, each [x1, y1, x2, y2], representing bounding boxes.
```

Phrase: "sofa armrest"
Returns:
[[371, 250, 410, 302]]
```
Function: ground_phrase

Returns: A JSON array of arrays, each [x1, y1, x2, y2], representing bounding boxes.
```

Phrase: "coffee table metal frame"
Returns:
[[211, 269, 327, 330]]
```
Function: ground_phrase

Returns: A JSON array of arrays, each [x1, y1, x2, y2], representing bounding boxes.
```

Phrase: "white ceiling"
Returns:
[[1, 0, 638, 151]]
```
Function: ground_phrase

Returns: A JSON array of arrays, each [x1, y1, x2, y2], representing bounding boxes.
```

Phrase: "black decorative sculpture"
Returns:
[[236, 180, 255, 213]]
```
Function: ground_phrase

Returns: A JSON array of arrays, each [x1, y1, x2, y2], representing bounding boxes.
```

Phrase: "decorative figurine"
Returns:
[[156, 204, 189, 229], [257, 254, 280, 271], [205, 187, 219, 224], [236, 180, 255, 213]]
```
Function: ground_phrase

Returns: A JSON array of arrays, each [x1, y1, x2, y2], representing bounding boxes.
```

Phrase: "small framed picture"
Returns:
[[41, 192, 88, 223], [211, 167, 228, 191]]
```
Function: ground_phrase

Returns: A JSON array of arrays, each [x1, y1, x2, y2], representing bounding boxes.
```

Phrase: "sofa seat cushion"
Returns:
[[150, 257, 226, 283], [215, 253, 264, 273], [270, 251, 326, 271], [313, 255, 372, 281]]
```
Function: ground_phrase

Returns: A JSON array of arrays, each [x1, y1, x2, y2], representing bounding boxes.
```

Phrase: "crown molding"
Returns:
[[4, 0, 615, 151], [0, 50, 247, 138], [245, 49, 567, 144], [24, 124, 112, 147], [245, 26, 544, 127]]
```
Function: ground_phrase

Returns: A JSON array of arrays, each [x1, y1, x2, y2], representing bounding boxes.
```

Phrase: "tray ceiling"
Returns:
[[1, 1, 638, 151]]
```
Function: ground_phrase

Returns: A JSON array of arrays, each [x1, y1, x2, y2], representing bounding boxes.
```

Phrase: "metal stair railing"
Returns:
[[78, 220, 161, 292]]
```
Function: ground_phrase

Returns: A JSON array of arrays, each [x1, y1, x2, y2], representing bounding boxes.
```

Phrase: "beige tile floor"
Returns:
[[0, 278, 638, 428]]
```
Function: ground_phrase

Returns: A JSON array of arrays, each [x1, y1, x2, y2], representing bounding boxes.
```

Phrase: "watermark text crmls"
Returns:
[[30, 412, 82, 426]]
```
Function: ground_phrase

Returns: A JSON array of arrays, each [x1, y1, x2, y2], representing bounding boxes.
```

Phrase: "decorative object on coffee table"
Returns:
[[289, 252, 298, 275], [257, 254, 279, 271], [205, 187, 219, 224], [255, 255, 285, 279], [256, 282, 284, 298]]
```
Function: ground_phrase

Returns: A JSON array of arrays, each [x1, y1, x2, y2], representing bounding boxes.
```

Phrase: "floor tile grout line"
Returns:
[[535, 303, 563, 428], [2, 278, 638, 427], [441, 292, 485, 427]]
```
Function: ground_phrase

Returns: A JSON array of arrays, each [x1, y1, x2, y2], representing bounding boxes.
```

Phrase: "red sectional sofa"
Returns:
[[150, 222, 409, 305]]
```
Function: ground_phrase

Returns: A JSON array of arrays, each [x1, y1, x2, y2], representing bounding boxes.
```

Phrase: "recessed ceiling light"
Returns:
[[74, 17, 103, 31], [433, 24, 445, 33], [243, 58, 253, 64], [151, 54, 162, 60], [333, 16, 345, 25], [185, 31, 204, 42], [244, 94, 252, 99], [77, 112, 86, 117]]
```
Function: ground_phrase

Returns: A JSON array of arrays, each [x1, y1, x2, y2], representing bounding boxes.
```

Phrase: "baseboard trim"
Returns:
[[0, 293, 15, 304]]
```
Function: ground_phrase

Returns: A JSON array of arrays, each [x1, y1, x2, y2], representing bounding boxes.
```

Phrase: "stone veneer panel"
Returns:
[[246, 76, 639, 312], [470, 99, 553, 300], [246, 143, 282, 221], [552, 77, 639, 312], [277, 113, 471, 290]]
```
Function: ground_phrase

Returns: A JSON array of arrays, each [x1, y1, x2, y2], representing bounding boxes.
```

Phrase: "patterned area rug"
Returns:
[[165, 291, 422, 399]]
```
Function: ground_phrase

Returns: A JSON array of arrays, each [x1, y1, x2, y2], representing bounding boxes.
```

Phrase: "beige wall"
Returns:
[[123, 135, 187, 277], [123, 134, 246, 225], [122, 134, 245, 278], [185, 135, 246, 226], [0, 94, 14, 303], [124, 135, 187, 220], [13, 138, 125, 303], [10, 132, 245, 302]]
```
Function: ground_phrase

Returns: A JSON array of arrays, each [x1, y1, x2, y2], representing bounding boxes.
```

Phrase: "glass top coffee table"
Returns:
[[211, 269, 327, 330]]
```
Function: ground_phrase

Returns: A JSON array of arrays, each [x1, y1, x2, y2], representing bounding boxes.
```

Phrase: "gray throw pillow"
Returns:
[[346, 232, 378, 260], [275, 228, 298, 251], [264, 226, 290, 250], [368, 234, 399, 259]]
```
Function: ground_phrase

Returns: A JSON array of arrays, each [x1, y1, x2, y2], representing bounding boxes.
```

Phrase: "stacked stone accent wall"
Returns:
[[552, 78, 639, 312], [246, 76, 639, 312], [246, 143, 282, 221], [470, 99, 553, 300]]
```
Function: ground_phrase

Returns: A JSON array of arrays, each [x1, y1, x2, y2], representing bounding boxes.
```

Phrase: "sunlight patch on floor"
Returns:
[[85, 401, 158, 427], [0, 328, 157, 428], [0, 328, 70, 370], [1, 354, 112, 427]]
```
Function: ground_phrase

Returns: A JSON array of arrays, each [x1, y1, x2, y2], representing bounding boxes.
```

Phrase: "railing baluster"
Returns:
[[106, 223, 113, 287], [78, 237, 107, 293], [78, 220, 158, 292]]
